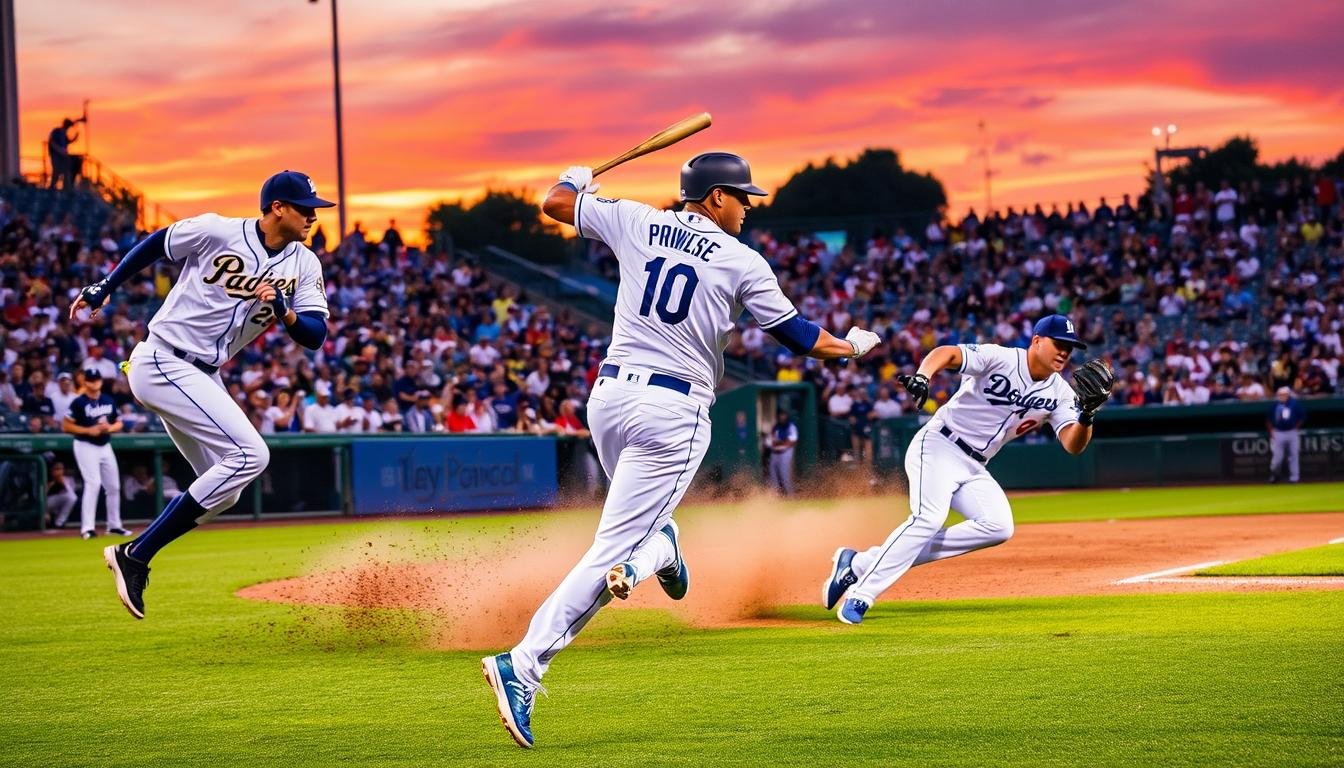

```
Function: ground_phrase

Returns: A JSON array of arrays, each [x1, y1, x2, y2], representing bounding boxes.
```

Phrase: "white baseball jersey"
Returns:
[[149, 214, 329, 367], [574, 194, 798, 402], [930, 343, 1080, 460]]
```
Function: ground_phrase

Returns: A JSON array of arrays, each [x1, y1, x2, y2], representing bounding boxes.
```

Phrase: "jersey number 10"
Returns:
[[639, 257, 699, 325]]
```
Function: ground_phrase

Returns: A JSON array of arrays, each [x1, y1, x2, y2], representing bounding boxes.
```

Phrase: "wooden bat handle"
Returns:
[[592, 112, 712, 177]]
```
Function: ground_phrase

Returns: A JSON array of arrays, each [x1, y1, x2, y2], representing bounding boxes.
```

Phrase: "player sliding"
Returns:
[[822, 314, 1115, 624], [481, 152, 882, 748], [68, 171, 334, 620]]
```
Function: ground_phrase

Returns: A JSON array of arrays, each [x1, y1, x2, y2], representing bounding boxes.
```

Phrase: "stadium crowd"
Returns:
[[0, 197, 601, 439], [724, 174, 1343, 449], [1, 171, 1341, 458]]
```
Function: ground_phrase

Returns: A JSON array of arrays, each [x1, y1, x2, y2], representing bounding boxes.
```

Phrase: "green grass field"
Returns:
[[1197, 543, 1344, 576], [2, 485, 1342, 767]]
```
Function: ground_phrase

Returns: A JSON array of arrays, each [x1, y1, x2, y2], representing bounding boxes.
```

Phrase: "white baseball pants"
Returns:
[[510, 371, 710, 688], [127, 342, 269, 518], [73, 440, 122, 533], [847, 424, 1014, 605]]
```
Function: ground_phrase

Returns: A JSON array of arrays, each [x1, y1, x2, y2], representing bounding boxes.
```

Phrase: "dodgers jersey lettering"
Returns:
[[149, 214, 329, 366], [68, 393, 118, 446], [931, 343, 1079, 460], [574, 193, 797, 398]]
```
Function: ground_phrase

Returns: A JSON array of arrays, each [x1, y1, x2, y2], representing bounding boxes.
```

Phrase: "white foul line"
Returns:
[[1114, 561, 1225, 584], [1329, 537, 1344, 545]]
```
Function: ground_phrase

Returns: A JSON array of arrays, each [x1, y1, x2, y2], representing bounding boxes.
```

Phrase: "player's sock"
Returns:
[[127, 491, 206, 563]]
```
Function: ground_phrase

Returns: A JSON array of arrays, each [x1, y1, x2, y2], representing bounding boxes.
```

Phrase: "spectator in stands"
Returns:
[[381, 220, 404, 256], [553, 400, 589, 438], [871, 385, 903, 419], [1267, 387, 1305, 483], [49, 371, 78, 421], [21, 370, 56, 431], [302, 382, 339, 433], [46, 117, 84, 191], [357, 394, 384, 432], [82, 345, 119, 381], [334, 389, 363, 433], [404, 391, 435, 433], [379, 398, 404, 432], [445, 395, 476, 433], [46, 459, 77, 529], [488, 380, 519, 430], [265, 389, 301, 433]]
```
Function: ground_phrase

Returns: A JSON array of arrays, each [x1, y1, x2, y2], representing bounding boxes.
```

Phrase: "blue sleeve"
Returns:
[[286, 311, 328, 350], [105, 228, 168, 290], [765, 314, 822, 355]]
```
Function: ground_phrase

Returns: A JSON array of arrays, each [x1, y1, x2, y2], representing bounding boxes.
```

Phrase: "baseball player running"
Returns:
[[481, 152, 882, 748], [69, 171, 333, 619], [62, 368, 131, 539], [822, 314, 1114, 624]]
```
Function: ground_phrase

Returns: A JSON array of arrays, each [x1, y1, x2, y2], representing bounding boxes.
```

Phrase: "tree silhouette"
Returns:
[[752, 148, 947, 221]]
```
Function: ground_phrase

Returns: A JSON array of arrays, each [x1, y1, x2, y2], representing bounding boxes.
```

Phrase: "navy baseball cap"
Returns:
[[259, 170, 336, 212], [1032, 314, 1086, 350], [83, 368, 103, 381]]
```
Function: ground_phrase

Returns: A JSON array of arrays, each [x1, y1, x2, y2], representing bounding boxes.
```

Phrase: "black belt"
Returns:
[[939, 425, 987, 463], [598, 363, 692, 395], [167, 346, 219, 375]]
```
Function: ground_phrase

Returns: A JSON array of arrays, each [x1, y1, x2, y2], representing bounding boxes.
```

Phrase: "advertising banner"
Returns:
[[351, 436, 558, 515]]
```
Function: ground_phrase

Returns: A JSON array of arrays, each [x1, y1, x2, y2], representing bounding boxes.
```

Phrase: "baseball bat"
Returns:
[[592, 112, 712, 176]]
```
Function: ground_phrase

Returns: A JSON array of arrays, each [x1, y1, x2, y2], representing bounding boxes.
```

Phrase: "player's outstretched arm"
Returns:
[[541, 167, 601, 226], [895, 345, 963, 410], [68, 228, 169, 319], [1057, 422, 1092, 455], [764, 315, 880, 362]]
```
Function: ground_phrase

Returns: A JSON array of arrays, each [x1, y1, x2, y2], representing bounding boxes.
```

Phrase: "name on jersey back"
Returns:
[[648, 224, 721, 261]]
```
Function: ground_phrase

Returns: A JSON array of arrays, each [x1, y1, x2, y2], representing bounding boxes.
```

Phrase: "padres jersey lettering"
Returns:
[[151, 214, 328, 366], [932, 343, 1079, 460], [68, 393, 118, 446], [575, 194, 796, 400]]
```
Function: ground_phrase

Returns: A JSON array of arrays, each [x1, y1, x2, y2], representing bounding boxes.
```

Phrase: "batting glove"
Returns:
[[269, 288, 290, 325], [844, 327, 881, 358], [78, 278, 112, 311], [897, 373, 930, 410], [559, 166, 600, 194]]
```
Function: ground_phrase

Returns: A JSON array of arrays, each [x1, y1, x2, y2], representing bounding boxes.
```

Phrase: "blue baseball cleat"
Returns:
[[838, 597, 870, 625], [482, 653, 540, 748], [822, 547, 858, 610], [654, 519, 689, 600]]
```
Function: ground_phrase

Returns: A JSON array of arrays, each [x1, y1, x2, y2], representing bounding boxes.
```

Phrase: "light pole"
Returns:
[[1151, 123, 1177, 150], [311, 0, 347, 240]]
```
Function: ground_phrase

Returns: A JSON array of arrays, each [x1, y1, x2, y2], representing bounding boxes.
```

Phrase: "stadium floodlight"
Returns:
[[309, 0, 347, 240]]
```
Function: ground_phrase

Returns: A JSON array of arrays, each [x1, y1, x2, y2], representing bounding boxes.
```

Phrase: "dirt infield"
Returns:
[[238, 507, 1344, 650]]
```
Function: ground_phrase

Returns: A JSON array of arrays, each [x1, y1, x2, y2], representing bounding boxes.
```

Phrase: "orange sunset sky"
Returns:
[[14, 0, 1344, 245]]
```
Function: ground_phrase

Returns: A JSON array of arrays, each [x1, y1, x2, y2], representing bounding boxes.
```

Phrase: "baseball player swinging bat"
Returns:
[[591, 112, 712, 176]]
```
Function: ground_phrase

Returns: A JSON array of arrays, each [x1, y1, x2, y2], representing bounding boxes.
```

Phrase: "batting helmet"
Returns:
[[679, 152, 768, 202]]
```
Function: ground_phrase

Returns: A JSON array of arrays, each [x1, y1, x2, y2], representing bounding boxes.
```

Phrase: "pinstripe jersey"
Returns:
[[147, 214, 329, 366], [574, 193, 797, 401]]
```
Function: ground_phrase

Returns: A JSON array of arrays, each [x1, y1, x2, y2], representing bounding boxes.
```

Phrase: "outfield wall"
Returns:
[[872, 425, 1344, 489], [4, 400, 1342, 529]]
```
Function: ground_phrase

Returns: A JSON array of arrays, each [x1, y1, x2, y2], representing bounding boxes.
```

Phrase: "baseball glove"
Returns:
[[1071, 358, 1115, 424]]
